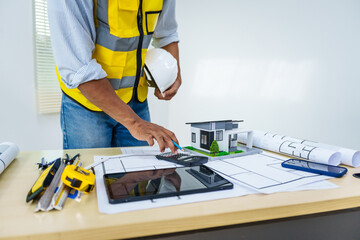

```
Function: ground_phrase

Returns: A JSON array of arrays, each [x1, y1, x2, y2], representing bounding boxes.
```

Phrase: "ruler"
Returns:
[[35, 160, 66, 212], [52, 182, 71, 210], [50, 159, 81, 210]]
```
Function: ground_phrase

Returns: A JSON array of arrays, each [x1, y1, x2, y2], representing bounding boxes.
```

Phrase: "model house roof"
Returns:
[[186, 120, 243, 131], [185, 120, 243, 125]]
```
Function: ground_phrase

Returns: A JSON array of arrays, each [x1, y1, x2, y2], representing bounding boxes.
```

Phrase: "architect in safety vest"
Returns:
[[48, 0, 181, 153]]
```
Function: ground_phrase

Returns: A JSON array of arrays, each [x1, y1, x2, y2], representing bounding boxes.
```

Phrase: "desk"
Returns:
[[1, 148, 360, 240]]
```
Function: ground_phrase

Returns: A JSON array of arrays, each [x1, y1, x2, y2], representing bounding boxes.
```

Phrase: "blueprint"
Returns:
[[92, 146, 337, 214], [93, 147, 255, 214], [205, 152, 331, 194], [239, 130, 360, 167]]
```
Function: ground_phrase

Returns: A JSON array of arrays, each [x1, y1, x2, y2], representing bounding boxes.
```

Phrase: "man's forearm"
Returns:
[[78, 78, 140, 129], [161, 41, 180, 74], [77, 77, 180, 153]]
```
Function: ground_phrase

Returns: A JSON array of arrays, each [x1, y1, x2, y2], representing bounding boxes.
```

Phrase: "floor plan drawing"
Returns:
[[205, 152, 331, 194], [93, 147, 337, 213], [100, 147, 181, 174]]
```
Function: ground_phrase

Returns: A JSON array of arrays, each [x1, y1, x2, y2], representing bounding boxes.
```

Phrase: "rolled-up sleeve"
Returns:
[[48, 0, 107, 89], [152, 0, 179, 48]]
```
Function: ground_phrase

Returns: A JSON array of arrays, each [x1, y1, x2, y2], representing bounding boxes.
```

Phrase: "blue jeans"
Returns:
[[60, 94, 150, 149]]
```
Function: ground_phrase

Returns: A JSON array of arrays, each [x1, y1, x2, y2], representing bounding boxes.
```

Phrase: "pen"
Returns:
[[172, 140, 184, 151]]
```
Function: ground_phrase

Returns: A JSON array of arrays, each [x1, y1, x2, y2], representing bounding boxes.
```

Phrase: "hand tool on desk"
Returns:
[[26, 158, 62, 203], [61, 164, 95, 194], [50, 155, 81, 210], [37, 157, 58, 170], [35, 160, 66, 212], [33, 154, 80, 211]]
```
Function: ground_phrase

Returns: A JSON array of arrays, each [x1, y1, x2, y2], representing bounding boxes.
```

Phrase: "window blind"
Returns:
[[33, 0, 61, 114]]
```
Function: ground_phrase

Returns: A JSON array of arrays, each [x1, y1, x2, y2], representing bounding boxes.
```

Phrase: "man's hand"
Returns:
[[154, 75, 181, 100], [127, 118, 179, 153], [78, 78, 180, 153]]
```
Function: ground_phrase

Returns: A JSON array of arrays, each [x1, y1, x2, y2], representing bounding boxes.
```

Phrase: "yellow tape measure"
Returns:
[[61, 165, 95, 194]]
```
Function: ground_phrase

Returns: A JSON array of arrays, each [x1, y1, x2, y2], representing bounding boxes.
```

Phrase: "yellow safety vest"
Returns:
[[57, 0, 164, 111]]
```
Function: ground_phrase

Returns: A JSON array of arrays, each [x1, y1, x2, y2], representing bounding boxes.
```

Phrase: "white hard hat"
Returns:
[[144, 48, 178, 93]]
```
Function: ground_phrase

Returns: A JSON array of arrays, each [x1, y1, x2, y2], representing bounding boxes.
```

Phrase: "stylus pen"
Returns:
[[172, 140, 184, 151]]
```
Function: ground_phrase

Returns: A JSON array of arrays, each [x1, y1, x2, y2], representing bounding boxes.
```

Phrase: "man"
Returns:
[[48, 0, 181, 153]]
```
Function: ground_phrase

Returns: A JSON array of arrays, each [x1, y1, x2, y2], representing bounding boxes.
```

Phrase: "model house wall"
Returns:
[[190, 127, 225, 153], [190, 127, 201, 150]]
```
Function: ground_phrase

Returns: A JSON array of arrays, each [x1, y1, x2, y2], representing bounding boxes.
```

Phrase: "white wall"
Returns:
[[0, 0, 168, 151], [171, 0, 360, 150], [0, 0, 359, 151], [0, 0, 62, 151]]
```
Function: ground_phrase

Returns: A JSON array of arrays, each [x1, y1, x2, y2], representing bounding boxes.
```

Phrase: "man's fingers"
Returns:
[[155, 75, 181, 100], [156, 126, 179, 153], [129, 119, 180, 153], [164, 135, 178, 154], [151, 128, 177, 153], [155, 88, 175, 100], [163, 84, 178, 98], [154, 88, 166, 100], [168, 131, 179, 145], [163, 77, 181, 98], [154, 134, 166, 152], [160, 126, 179, 145], [162, 87, 176, 99], [146, 136, 155, 146]]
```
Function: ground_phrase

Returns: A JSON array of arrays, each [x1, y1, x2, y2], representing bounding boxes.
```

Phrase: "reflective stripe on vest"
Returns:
[[57, 0, 163, 111]]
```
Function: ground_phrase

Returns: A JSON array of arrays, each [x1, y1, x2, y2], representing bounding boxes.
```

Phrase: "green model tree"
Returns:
[[210, 140, 219, 156]]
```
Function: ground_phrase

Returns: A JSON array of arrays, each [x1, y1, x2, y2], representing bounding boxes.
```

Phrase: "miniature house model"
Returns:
[[186, 120, 253, 153]]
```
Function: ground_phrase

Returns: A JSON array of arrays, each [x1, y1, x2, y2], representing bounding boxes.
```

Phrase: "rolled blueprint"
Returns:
[[0, 142, 20, 174], [277, 136, 359, 167], [239, 131, 342, 166]]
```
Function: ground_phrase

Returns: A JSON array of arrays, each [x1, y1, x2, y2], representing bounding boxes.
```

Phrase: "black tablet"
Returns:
[[103, 165, 233, 204]]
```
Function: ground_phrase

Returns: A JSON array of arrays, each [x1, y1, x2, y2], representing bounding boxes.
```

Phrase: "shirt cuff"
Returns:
[[152, 32, 179, 48], [60, 59, 107, 89]]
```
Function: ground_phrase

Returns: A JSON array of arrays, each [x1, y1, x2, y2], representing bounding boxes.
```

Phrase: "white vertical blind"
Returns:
[[33, 0, 61, 114]]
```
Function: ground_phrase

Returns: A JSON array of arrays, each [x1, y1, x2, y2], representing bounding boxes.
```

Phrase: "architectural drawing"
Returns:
[[265, 132, 360, 167], [239, 130, 360, 167], [205, 152, 331, 194], [98, 147, 334, 195], [239, 131, 342, 166], [93, 147, 337, 214]]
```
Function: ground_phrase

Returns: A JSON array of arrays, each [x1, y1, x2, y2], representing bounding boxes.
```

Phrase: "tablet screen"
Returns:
[[103, 165, 233, 204]]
